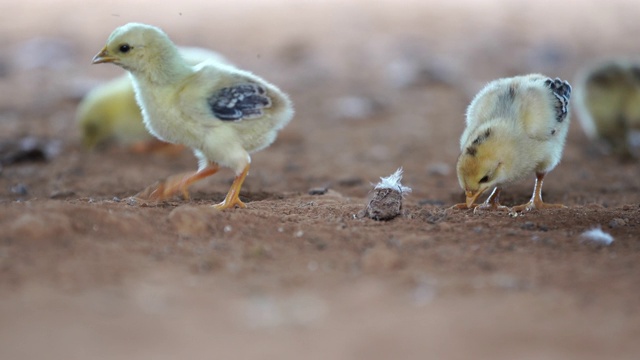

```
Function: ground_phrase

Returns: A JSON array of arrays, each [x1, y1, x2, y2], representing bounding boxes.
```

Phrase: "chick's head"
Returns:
[[79, 114, 111, 149], [92, 23, 175, 75], [456, 127, 514, 206]]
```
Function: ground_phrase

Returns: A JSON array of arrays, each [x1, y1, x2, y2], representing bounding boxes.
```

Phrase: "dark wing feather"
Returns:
[[544, 78, 571, 122], [208, 83, 272, 121]]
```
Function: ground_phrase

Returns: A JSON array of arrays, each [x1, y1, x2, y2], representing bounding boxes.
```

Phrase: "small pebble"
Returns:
[[608, 218, 627, 228], [10, 183, 28, 195], [308, 187, 328, 195], [521, 221, 536, 230]]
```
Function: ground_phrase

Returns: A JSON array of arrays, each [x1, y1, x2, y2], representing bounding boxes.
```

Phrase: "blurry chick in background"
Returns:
[[574, 59, 640, 158], [77, 47, 230, 151], [92, 23, 293, 210], [456, 74, 571, 212]]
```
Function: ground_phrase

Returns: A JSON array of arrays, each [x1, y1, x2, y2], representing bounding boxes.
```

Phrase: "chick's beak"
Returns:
[[465, 189, 484, 208], [92, 46, 117, 64]]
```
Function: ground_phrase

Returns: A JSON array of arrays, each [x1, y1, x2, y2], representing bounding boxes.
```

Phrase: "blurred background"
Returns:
[[1, 1, 640, 359]]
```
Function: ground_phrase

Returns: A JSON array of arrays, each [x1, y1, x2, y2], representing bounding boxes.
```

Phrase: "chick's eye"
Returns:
[[479, 175, 489, 183], [119, 44, 131, 53]]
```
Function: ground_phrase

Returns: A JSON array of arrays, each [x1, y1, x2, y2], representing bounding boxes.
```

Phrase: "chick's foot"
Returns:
[[134, 164, 220, 201], [511, 172, 566, 212], [473, 202, 510, 213], [511, 199, 566, 212], [213, 197, 246, 210], [451, 203, 476, 210], [213, 164, 249, 210], [133, 173, 192, 201]]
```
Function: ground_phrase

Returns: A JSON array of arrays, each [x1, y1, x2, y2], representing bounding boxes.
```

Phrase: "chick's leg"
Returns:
[[135, 163, 220, 201], [214, 164, 249, 210], [474, 187, 509, 212], [511, 172, 566, 212]]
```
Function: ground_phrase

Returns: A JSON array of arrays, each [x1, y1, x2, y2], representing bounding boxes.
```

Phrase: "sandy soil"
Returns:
[[1, 1, 639, 359]]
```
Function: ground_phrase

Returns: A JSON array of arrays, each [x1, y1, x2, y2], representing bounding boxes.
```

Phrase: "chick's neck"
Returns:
[[134, 46, 192, 86]]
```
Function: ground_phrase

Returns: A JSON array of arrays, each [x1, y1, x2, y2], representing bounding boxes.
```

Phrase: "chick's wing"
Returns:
[[520, 77, 571, 141], [208, 83, 272, 121]]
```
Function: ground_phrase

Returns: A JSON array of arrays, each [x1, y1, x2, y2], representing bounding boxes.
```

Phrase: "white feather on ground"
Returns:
[[579, 227, 614, 246], [374, 167, 412, 196]]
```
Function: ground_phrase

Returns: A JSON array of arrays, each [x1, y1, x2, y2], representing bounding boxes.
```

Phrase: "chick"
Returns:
[[76, 75, 150, 149], [574, 59, 640, 158], [92, 23, 293, 210], [78, 47, 230, 151], [455, 74, 571, 212]]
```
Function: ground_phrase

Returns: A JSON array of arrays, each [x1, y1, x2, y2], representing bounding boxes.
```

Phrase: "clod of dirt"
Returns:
[[359, 168, 411, 221], [0, 136, 61, 166], [608, 218, 627, 228], [10, 183, 28, 195]]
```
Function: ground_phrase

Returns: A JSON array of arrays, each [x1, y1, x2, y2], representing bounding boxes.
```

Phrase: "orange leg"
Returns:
[[511, 172, 566, 212], [213, 164, 249, 210], [475, 187, 509, 212], [135, 163, 220, 201]]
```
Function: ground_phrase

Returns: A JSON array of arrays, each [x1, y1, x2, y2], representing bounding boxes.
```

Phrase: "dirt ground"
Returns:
[[1, 1, 639, 359]]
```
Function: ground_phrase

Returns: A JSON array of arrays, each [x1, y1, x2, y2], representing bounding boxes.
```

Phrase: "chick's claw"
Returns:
[[213, 197, 246, 210], [451, 203, 476, 210], [451, 202, 510, 212], [473, 203, 510, 213], [511, 200, 566, 213]]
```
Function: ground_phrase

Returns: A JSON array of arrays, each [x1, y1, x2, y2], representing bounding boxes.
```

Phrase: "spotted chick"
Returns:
[[574, 59, 640, 158], [92, 23, 294, 209], [456, 74, 571, 212]]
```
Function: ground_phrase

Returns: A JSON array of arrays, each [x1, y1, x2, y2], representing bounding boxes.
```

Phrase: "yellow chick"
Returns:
[[76, 75, 149, 149], [574, 59, 640, 157], [77, 47, 230, 151], [92, 23, 294, 210], [455, 74, 571, 212]]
